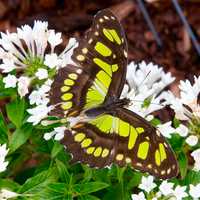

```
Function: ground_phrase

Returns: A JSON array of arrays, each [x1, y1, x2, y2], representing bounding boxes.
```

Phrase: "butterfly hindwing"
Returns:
[[62, 107, 178, 179]]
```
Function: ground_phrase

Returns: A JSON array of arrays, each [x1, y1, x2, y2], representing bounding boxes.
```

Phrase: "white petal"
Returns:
[[17, 76, 30, 97], [189, 184, 200, 198], [157, 122, 175, 138], [44, 131, 55, 140], [0, 189, 18, 198], [44, 53, 61, 69], [186, 135, 198, 146], [35, 68, 48, 80], [3, 74, 17, 88], [175, 124, 188, 137]]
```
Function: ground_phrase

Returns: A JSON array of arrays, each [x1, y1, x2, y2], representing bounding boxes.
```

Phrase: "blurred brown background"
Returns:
[[0, 0, 199, 91]]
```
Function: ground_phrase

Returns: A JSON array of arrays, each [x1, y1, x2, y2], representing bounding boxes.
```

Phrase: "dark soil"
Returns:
[[0, 0, 200, 93]]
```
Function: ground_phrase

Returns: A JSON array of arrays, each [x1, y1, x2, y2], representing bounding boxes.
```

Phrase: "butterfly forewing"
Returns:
[[72, 9, 128, 101], [49, 65, 91, 117], [49, 9, 128, 116]]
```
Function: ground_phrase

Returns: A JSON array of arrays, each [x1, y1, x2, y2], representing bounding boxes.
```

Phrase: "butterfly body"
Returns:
[[85, 98, 130, 118], [49, 9, 179, 179]]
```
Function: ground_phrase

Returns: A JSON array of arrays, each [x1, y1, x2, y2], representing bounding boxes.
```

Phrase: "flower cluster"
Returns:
[[132, 176, 200, 200], [0, 20, 77, 98], [122, 61, 175, 118]]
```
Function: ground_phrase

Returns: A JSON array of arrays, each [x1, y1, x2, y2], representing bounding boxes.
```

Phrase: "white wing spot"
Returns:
[[124, 50, 128, 58], [76, 69, 82, 74], [99, 18, 104, 23], [82, 48, 88, 54], [147, 164, 152, 169], [156, 130, 161, 137], [77, 55, 85, 61], [136, 162, 142, 167], [104, 15, 109, 20], [167, 168, 171, 174], [161, 170, 166, 175], [88, 39, 93, 44], [125, 157, 132, 163]]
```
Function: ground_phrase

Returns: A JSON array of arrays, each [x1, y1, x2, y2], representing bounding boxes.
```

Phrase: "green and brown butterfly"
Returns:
[[49, 9, 179, 179]]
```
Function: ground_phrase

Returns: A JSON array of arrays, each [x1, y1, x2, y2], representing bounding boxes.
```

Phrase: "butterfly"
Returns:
[[49, 9, 179, 179]]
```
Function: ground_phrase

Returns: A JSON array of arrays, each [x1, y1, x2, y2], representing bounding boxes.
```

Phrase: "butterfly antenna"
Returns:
[[127, 70, 166, 108], [130, 70, 151, 96]]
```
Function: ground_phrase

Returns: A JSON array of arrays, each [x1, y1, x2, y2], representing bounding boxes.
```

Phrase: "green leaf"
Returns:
[[51, 141, 63, 158], [181, 170, 200, 185], [0, 111, 8, 143], [9, 123, 33, 153], [78, 195, 100, 200], [169, 134, 184, 152], [142, 95, 153, 108], [150, 118, 161, 126], [103, 184, 124, 200], [6, 97, 25, 128], [19, 168, 58, 194], [56, 159, 71, 183], [38, 183, 71, 200], [173, 117, 181, 128], [127, 171, 142, 189], [73, 182, 109, 195], [0, 179, 20, 191], [178, 152, 188, 179], [82, 165, 93, 183]]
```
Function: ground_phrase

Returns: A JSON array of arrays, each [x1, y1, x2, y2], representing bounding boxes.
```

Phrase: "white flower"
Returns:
[[44, 126, 66, 141], [122, 61, 175, 118], [131, 192, 146, 200], [59, 38, 78, 67], [159, 180, 174, 196], [186, 135, 198, 146], [29, 79, 52, 105], [172, 185, 188, 200], [0, 189, 18, 199], [48, 30, 62, 50], [189, 184, 200, 199], [175, 124, 188, 137], [44, 53, 61, 69], [27, 104, 52, 125], [0, 58, 15, 73], [0, 21, 77, 80], [164, 76, 200, 121], [3, 74, 17, 88], [35, 68, 48, 80], [17, 76, 30, 97], [157, 121, 176, 138], [0, 144, 9, 173], [138, 175, 156, 193], [191, 149, 200, 171]]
